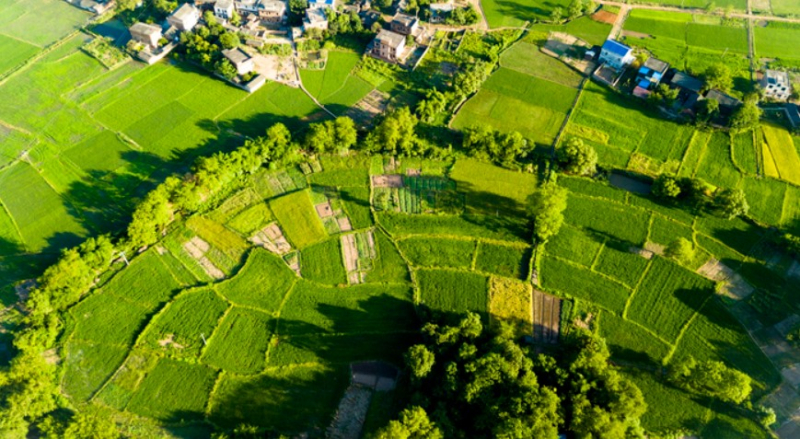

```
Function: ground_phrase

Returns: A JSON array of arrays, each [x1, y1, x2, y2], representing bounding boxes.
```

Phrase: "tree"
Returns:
[[757, 406, 776, 428], [204, 10, 218, 26], [528, 182, 568, 242], [715, 188, 749, 219], [364, 107, 421, 156], [230, 10, 242, 26], [373, 407, 443, 439], [665, 237, 694, 265], [219, 32, 240, 49], [652, 174, 681, 199], [550, 7, 563, 23], [116, 0, 138, 11], [703, 63, 732, 92], [568, 0, 583, 18], [215, 58, 238, 80], [557, 137, 597, 175], [729, 101, 762, 133], [463, 126, 528, 166], [406, 345, 435, 379], [695, 98, 719, 124], [668, 356, 752, 404], [333, 116, 358, 154], [454, 62, 489, 97], [303, 122, 334, 153]]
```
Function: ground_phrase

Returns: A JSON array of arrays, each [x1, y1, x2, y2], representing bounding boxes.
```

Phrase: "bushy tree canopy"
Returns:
[[528, 182, 568, 242], [557, 137, 597, 175]]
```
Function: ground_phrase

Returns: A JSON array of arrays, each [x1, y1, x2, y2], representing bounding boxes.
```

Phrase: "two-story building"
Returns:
[[129, 22, 162, 48], [258, 0, 287, 23], [599, 39, 634, 70], [760, 69, 792, 101], [167, 3, 201, 31], [303, 7, 328, 30], [214, 0, 235, 19], [371, 29, 405, 63]]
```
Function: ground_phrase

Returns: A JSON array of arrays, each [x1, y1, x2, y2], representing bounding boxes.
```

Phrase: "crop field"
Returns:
[[600, 312, 671, 365], [755, 22, 800, 61], [564, 194, 650, 245], [0, 34, 39, 76], [398, 237, 476, 268], [216, 249, 297, 311], [127, 359, 218, 421], [771, 0, 800, 16], [499, 40, 583, 87], [417, 269, 489, 317], [449, 158, 538, 215], [301, 51, 373, 110], [627, 258, 713, 343], [301, 238, 347, 285], [269, 190, 328, 249], [201, 307, 273, 374], [453, 67, 575, 145], [541, 255, 631, 313], [532, 16, 614, 46], [481, 0, 571, 28], [475, 242, 529, 279], [761, 124, 800, 186], [0, 0, 90, 48], [692, 131, 742, 189], [488, 277, 532, 336], [567, 82, 693, 171]]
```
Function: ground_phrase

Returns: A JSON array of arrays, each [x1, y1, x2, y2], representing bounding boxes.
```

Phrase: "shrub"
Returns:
[[557, 137, 597, 175], [665, 238, 694, 265]]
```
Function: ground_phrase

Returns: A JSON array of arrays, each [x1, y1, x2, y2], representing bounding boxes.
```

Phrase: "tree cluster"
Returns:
[[363, 107, 427, 156], [556, 137, 597, 176], [373, 313, 647, 439], [454, 61, 491, 99], [462, 125, 528, 166], [303, 116, 358, 154], [567, 0, 596, 20], [652, 174, 748, 218], [528, 181, 568, 243], [667, 356, 752, 404], [703, 63, 733, 93], [179, 14, 242, 79], [443, 6, 481, 25]]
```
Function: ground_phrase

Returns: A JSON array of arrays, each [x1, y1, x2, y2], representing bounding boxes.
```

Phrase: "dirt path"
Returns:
[[596, 0, 800, 24], [608, 4, 631, 40], [291, 42, 336, 119]]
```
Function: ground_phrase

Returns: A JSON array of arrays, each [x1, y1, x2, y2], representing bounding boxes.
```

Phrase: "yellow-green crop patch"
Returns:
[[216, 249, 296, 311], [761, 124, 800, 186], [201, 307, 273, 374], [270, 190, 328, 249]]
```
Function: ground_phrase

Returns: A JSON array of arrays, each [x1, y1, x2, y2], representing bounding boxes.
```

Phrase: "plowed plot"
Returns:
[[532, 289, 561, 344], [627, 258, 713, 343], [591, 10, 617, 24]]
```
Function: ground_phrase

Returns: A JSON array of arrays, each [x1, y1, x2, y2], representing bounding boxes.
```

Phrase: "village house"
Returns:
[[705, 89, 742, 116], [429, 3, 453, 23], [598, 39, 634, 70], [258, 0, 287, 23], [235, 0, 260, 15], [371, 29, 405, 63], [666, 70, 702, 113], [304, 7, 328, 30], [129, 22, 162, 48], [669, 71, 703, 94], [390, 13, 419, 35], [167, 3, 201, 31], [760, 69, 792, 101], [214, 0, 235, 19], [222, 48, 255, 75], [636, 57, 669, 89]]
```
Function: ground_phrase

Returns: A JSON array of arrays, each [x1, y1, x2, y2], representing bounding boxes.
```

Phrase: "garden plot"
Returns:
[[341, 231, 377, 284], [269, 190, 328, 249], [183, 236, 225, 279], [532, 289, 561, 344], [345, 90, 390, 127], [761, 124, 800, 186], [251, 222, 292, 255], [372, 175, 462, 214], [488, 277, 532, 337], [311, 187, 353, 234], [255, 168, 309, 198]]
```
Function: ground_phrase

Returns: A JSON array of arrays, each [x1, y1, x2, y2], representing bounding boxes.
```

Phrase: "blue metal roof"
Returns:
[[638, 79, 651, 89], [602, 39, 632, 57], [639, 66, 650, 75]]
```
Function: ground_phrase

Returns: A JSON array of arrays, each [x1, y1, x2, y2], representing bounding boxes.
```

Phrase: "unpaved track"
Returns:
[[597, 0, 800, 24]]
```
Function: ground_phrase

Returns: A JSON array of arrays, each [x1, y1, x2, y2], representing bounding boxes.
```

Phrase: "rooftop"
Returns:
[[376, 29, 405, 48], [764, 69, 789, 85], [222, 47, 252, 64], [306, 7, 327, 22], [705, 89, 742, 108], [259, 0, 286, 12], [601, 39, 632, 57], [670, 71, 703, 93], [170, 3, 199, 20], [643, 57, 669, 73], [429, 2, 453, 10], [215, 0, 234, 9], [392, 13, 417, 26], [130, 22, 162, 35]]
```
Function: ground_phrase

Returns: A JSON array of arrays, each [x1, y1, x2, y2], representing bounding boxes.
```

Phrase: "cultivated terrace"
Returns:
[[2, 0, 800, 437]]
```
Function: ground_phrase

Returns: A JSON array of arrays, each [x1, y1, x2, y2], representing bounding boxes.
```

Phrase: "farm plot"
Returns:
[[564, 194, 650, 245], [540, 255, 631, 313], [309, 186, 354, 234], [363, 230, 410, 284], [0, 161, 88, 251], [755, 23, 800, 62], [475, 242, 529, 279], [377, 211, 530, 243], [270, 190, 328, 249], [771, 0, 800, 16], [600, 312, 671, 366], [532, 289, 561, 344], [61, 341, 131, 402], [731, 130, 758, 175], [372, 175, 461, 214], [499, 40, 583, 88], [201, 307, 273, 374], [545, 224, 603, 267], [449, 158, 538, 215], [416, 269, 489, 318], [627, 257, 714, 343], [452, 67, 575, 145], [141, 288, 230, 360], [0, 34, 39, 76], [301, 238, 347, 285], [489, 277, 532, 337], [268, 332, 416, 368], [300, 51, 362, 102], [398, 237, 476, 269], [593, 244, 650, 288], [340, 230, 378, 284], [127, 359, 218, 421], [279, 281, 415, 335], [532, 16, 614, 46], [0, 0, 91, 47], [481, 0, 571, 28], [761, 124, 800, 186], [693, 131, 741, 189], [216, 248, 296, 312]]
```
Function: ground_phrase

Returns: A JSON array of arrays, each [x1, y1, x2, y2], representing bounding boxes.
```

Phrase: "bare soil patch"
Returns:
[[183, 237, 225, 279], [629, 246, 654, 259], [532, 289, 561, 344], [251, 222, 292, 255], [697, 258, 755, 300], [591, 10, 617, 24], [622, 30, 651, 39], [371, 174, 403, 188]]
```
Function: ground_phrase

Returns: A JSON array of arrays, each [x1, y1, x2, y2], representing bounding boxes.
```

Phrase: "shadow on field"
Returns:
[[56, 111, 308, 245], [491, 0, 553, 22]]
